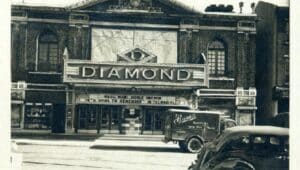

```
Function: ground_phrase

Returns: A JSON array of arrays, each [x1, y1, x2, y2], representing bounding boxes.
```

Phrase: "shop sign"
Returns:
[[236, 97, 256, 106], [63, 59, 208, 87], [76, 94, 189, 107], [235, 88, 256, 106], [11, 89, 25, 100], [274, 86, 289, 99]]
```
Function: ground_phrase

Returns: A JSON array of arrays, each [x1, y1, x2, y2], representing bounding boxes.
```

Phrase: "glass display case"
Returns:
[[24, 103, 52, 129]]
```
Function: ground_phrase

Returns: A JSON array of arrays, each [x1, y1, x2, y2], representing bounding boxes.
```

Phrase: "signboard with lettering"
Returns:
[[11, 89, 25, 101], [235, 88, 256, 106], [236, 97, 256, 106], [274, 86, 289, 99], [76, 93, 190, 107], [63, 59, 209, 87]]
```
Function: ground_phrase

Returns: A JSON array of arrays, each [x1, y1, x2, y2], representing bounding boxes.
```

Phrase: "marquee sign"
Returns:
[[63, 59, 209, 87], [76, 93, 190, 107]]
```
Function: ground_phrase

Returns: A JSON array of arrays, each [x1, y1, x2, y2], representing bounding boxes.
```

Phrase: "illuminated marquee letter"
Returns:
[[142, 69, 156, 80], [160, 69, 174, 80], [82, 66, 96, 77], [125, 68, 139, 79], [177, 69, 191, 80], [108, 68, 120, 79]]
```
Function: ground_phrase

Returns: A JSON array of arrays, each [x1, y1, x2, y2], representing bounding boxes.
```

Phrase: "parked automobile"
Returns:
[[189, 126, 289, 170], [163, 109, 236, 153], [271, 112, 289, 128]]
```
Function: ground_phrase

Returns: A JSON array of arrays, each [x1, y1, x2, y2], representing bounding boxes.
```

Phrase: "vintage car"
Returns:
[[163, 109, 236, 153], [271, 112, 289, 128], [189, 126, 289, 170]]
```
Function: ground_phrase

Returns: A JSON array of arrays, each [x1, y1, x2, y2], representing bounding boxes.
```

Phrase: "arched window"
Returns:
[[207, 40, 226, 76], [37, 31, 59, 72]]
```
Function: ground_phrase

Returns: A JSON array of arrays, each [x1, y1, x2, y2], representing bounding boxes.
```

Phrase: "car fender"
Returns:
[[212, 158, 255, 170], [185, 135, 205, 144]]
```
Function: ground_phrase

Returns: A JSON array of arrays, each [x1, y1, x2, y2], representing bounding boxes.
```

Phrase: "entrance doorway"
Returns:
[[143, 108, 166, 135], [52, 104, 66, 133], [76, 105, 122, 133], [76, 105, 167, 135], [100, 106, 122, 133]]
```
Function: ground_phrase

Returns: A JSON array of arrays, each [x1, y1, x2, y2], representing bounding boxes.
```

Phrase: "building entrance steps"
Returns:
[[100, 134, 164, 141]]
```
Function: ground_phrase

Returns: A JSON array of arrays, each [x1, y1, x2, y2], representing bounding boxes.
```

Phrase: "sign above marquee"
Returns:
[[63, 59, 209, 87]]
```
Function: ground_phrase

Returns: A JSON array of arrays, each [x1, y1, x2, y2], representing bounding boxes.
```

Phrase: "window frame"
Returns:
[[207, 40, 227, 77], [36, 31, 60, 72], [250, 135, 288, 154]]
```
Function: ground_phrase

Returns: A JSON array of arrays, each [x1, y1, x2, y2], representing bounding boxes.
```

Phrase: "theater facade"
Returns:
[[11, 0, 257, 134]]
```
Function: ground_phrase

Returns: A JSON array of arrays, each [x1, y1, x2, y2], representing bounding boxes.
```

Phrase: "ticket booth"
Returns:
[[122, 106, 142, 135]]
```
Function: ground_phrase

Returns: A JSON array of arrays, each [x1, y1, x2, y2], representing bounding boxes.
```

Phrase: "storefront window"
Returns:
[[237, 110, 253, 125], [24, 103, 52, 129], [11, 104, 22, 128]]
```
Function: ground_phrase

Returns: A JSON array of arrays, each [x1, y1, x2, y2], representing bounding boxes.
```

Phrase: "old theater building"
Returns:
[[11, 0, 257, 134]]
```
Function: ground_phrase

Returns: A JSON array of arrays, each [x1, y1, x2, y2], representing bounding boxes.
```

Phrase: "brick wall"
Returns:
[[11, 21, 69, 83], [11, 22, 27, 81], [178, 28, 256, 89], [25, 23, 69, 72]]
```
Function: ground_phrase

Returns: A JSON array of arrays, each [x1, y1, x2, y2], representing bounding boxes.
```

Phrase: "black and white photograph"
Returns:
[[1, 0, 298, 169]]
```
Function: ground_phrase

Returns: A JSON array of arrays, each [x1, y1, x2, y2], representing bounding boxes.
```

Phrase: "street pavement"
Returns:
[[14, 138, 197, 170]]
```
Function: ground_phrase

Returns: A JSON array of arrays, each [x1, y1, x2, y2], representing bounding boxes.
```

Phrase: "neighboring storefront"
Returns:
[[12, 82, 67, 132], [24, 87, 66, 132], [11, 82, 26, 129], [197, 87, 257, 126]]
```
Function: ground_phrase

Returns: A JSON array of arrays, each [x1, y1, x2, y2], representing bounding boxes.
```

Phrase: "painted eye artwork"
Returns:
[[130, 50, 146, 61]]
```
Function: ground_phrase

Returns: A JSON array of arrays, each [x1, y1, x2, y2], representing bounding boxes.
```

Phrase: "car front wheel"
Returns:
[[186, 137, 203, 153]]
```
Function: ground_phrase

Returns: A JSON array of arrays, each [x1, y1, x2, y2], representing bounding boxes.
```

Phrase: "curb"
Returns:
[[12, 133, 102, 141], [90, 139, 180, 151], [13, 139, 180, 152], [13, 139, 92, 147]]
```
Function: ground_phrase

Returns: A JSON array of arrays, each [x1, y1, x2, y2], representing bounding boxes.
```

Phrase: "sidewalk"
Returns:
[[12, 129, 103, 141], [13, 138, 179, 152], [12, 129, 178, 150], [100, 133, 164, 141], [12, 131, 179, 151], [12, 129, 164, 141], [90, 139, 179, 151], [13, 138, 92, 147]]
